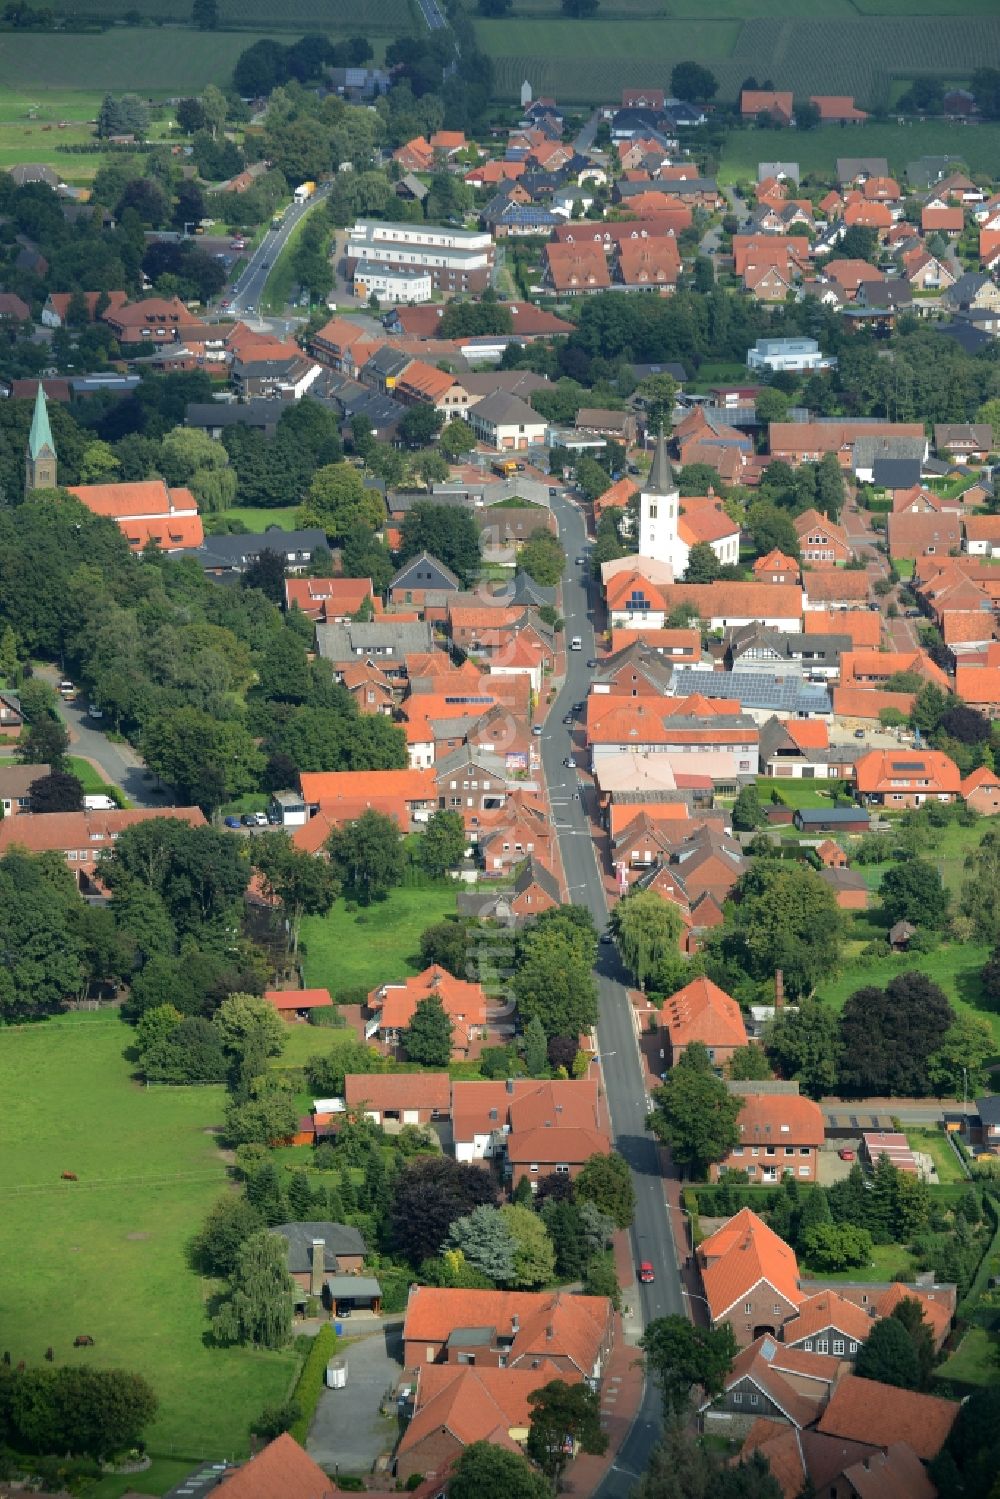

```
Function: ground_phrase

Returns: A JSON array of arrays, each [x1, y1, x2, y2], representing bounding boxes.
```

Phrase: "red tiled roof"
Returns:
[[344, 1072, 451, 1112], [816, 1374, 958, 1460], [734, 1092, 824, 1149], [803, 569, 871, 603], [659, 976, 747, 1050], [68, 479, 197, 522], [403, 1287, 611, 1375], [699, 1208, 802, 1321], [832, 686, 916, 720], [398, 1362, 565, 1461], [854, 748, 962, 795], [784, 719, 829, 751], [741, 90, 794, 119], [215, 1433, 335, 1497], [299, 769, 436, 805], [781, 1288, 873, 1345], [264, 988, 332, 1011], [0, 806, 206, 857], [805, 610, 881, 646], [874, 1283, 953, 1347]]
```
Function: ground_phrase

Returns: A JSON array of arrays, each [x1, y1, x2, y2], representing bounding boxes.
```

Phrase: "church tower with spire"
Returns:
[[25, 382, 57, 492], [638, 427, 680, 572]]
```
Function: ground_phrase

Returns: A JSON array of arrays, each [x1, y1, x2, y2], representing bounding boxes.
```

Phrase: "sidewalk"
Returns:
[[561, 1311, 645, 1496]]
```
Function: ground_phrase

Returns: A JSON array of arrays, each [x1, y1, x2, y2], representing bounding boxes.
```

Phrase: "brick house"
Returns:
[[366, 965, 490, 1058], [753, 549, 801, 585], [509, 856, 561, 919], [793, 510, 851, 564], [344, 1072, 451, 1125], [701, 1337, 842, 1430], [854, 748, 962, 807], [961, 765, 1000, 815], [781, 1289, 873, 1361], [698, 1208, 803, 1346], [658, 976, 748, 1070], [212, 1434, 335, 1497], [401, 1286, 614, 1376], [271, 1221, 366, 1294], [712, 1088, 826, 1185], [816, 1375, 958, 1462], [0, 805, 206, 888], [452, 1077, 608, 1190], [0, 761, 48, 816]]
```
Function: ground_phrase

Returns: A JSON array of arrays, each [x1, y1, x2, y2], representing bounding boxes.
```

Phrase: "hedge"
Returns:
[[289, 1323, 337, 1445]]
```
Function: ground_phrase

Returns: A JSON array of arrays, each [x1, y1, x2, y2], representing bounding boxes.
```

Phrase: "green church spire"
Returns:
[[28, 382, 55, 460]]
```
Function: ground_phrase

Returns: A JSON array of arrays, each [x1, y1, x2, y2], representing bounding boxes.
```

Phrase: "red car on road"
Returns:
[[639, 1261, 655, 1283]]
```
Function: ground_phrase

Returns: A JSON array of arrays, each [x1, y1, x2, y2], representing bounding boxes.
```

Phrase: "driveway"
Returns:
[[307, 1321, 403, 1476]]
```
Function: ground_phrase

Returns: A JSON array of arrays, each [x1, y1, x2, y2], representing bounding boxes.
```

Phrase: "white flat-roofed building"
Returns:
[[351, 261, 432, 304], [747, 337, 836, 373], [346, 219, 495, 293]]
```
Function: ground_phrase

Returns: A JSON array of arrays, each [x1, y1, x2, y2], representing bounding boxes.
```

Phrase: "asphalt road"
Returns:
[[543, 491, 681, 1495], [227, 181, 332, 318], [414, 0, 447, 28], [36, 669, 167, 809]]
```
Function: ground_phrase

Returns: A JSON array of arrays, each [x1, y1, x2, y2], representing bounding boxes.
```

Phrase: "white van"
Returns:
[[570, 636, 582, 651]]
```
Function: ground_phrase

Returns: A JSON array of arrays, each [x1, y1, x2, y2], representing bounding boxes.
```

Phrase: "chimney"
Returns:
[[774, 969, 784, 1009], [310, 1238, 325, 1298], [506, 1078, 515, 1094], [545, 1324, 554, 1341]]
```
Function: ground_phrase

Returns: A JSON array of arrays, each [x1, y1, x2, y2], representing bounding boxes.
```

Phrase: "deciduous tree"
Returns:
[[575, 1152, 636, 1229], [326, 809, 404, 903], [212, 1230, 294, 1348], [648, 1043, 741, 1179], [641, 1315, 738, 1416], [610, 889, 683, 989], [527, 1380, 607, 1486]]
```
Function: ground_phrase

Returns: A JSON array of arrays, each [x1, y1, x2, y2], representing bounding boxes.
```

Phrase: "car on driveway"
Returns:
[[563, 713, 573, 725], [224, 816, 241, 829], [639, 1261, 655, 1283], [838, 1148, 856, 1161], [241, 813, 256, 827], [252, 811, 268, 826]]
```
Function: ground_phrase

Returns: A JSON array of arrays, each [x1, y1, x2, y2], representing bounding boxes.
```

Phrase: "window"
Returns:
[[749, 1392, 758, 1406], [773, 1305, 781, 1317], [804, 1340, 813, 1351], [849, 1341, 858, 1353], [744, 1303, 752, 1315], [784, 1147, 795, 1157], [816, 1339, 828, 1353], [732, 1392, 742, 1405], [529, 1164, 538, 1172], [833, 1339, 845, 1355], [799, 1166, 810, 1177], [799, 1147, 810, 1156]]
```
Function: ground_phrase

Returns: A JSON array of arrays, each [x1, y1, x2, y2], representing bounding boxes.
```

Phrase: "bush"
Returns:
[[289, 1324, 337, 1444], [336, 985, 369, 1006], [861, 939, 892, 958], [309, 1006, 347, 1028], [250, 1399, 302, 1441]]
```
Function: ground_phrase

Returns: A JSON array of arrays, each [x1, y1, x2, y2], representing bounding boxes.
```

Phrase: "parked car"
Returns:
[[241, 813, 256, 827], [576, 556, 586, 566], [587, 658, 598, 669], [562, 713, 574, 725], [252, 811, 268, 826], [572, 702, 585, 713], [58, 679, 74, 696], [267, 810, 282, 824], [570, 636, 582, 650], [87, 704, 103, 720], [532, 724, 543, 736], [600, 928, 613, 943], [224, 816, 241, 829], [639, 1261, 655, 1283], [564, 756, 576, 769], [838, 1148, 856, 1161], [854, 729, 865, 739]]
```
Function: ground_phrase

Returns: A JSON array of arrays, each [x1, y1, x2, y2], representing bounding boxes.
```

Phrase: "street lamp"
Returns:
[[681, 1289, 711, 1308]]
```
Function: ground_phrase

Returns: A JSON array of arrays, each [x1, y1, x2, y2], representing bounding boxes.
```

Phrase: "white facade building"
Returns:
[[638, 430, 740, 577], [351, 261, 432, 304], [747, 337, 836, 373]]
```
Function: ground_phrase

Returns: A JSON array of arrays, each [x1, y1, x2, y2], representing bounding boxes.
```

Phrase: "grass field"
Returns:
[[0, 1014, 298, 1463], [719, 120, 1000, 182], [215, 505, 302, 531], [0, 31, 286, 94], [479, 11, 1000, 106], [936, 1325, 998, 1387], [300, 886, 459, 996], [802, 1243, 916, 1282], [814, 940, 1000, 1049], [906, 1127, 966, 1183], [53, 0, 416, 30]]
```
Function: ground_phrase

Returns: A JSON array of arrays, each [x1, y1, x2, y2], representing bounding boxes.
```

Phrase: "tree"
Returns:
[[212, 1230, 294, 1348], [732, 782, 766, 832], [800, 1221, 873, 1272], [326, 810, 404, 903], [523, 1015, 548, 1078], [400, 502, 481, 587], [141, 708, 263, 810], [670, 61, 717, 101], [4, 1366, 159, 1461], [911, 682, 951, 736], [519, 532, 566, 587], [610, 890, 683, 989], [0, 849, 85, 1019], [890, 1296, 935, 1390], [880, 859, 948, 930], [724, 863, 843, 999], [300, 463, 384, 539], [419, 808, 467, 878], [927, 1012, 994, 1095], [306, 1039, 387, 1098], [641, 1315, 738, 1416], [447, 1205, 517, 1282], [501, 1203, 557, 1287], [391, 1155, 498, 1264], [251, 834, 338, 953], [729, 1044, 772, 1082], [17, 712, 69, 771], [527, 1380, 607, 1487], [439, 417, 476, 462], [683, 541, 722, 584], [399, 403, 444, 449], [764, 1000, 840, 1098], [514, 920, 598, 1038], [796, 99, 821, 130], [213, 992, 286, 1062], [224, 1074, 298, 1146], [575, 1152, 635, 1229], [648, 1044, 741, 1179], [448, 1441, 550, 1499], [193, 1193, 266, 1276], [105, 820, 248, 937], [960, 831, 1000, 943], [192, 0, 218, 27], [855, 1314, 922, 1389], [28, 771, 83, 813], [404, 994, 454, 1067], [838, 973, 953, 1096], [242, 549, 287, 605]]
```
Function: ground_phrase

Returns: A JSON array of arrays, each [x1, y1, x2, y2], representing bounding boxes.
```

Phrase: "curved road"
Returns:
[[542, 492, 682, 1494], [227, 181, 332, 318]]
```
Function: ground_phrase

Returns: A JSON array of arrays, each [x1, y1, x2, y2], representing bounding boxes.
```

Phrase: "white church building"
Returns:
[[637, 430, 740, 579]]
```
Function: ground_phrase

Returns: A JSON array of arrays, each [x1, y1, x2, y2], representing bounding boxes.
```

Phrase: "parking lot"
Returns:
[[307, 1322, 404, 1476]]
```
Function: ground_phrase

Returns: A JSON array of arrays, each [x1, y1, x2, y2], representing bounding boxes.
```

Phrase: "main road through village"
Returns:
[[541, 490, 683, 1493]]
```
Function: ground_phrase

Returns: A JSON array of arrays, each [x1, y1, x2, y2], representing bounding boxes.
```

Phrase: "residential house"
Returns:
[[770, 422, 925, 469], [0, 762, 47, 816], [759, 717, 855, 780], [102, 295, 209, 347], [804, 609, 881, 647], [177, 527, 327, 578], [616, 236, 681, 291], [753, 550, 800, 585], [724, 625, 849, 682], [284, 576, 376, 623], [961, 765, 1000, 815], [298, 767, 438, 825], [389, 552, 462, 611], [741, 91, 794, 126], [792, 509, 852, 564], [936, 422, 993, 460], [272, 1221, 366, 1293], [395, 1363, 568, 1484], [811, 95, 867, 123], [401, 1286, 614, 1377], [713, 1087, 826, 1185], [922, 205, 964, 236], [659, 976, 748, 1070], [0, 806, 206, 888], [839, 648, 948, 691], [747, 338, 834, 374], [816, 1375, 958, 1463], [605, 575, 803, 632], [344, 1072, 451, 1125], [543, 242, 613, 296], [509, 855, 561, 920], [346, 220, 494, 295], [781, 1290, 873, 1361], [854, 748, 962, 807], [67, 478, 203, 552], [887, 510, 962, 561], [698, 1208, 803, 1346], [819, 866, 870, 911], [801, 570, 872, 611], [468, 391, 548, 452], [473, 791, 554, 874], [366, 965, 489, 1058], [212, 1434, 335, 1498], [700, 1336, 842, 1432]]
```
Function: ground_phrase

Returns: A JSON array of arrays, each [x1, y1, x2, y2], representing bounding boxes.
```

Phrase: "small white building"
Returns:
[[469, 391, 548, 452], [747, 337, 836, 374], [351, 261, 432, 305]]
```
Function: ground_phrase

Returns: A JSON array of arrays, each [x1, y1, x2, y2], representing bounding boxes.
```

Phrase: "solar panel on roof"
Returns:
[[892, 760, 926, 770]]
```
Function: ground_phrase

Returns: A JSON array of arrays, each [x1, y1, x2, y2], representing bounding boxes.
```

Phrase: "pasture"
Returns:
[[719, 120, 1000, 183], [476, 8, 1000, 106], [35, 0, 415, 31], [0, 1013, 298, 1461], [300, 885, 459, 997], [813, 941, 1000, 1048], [0, 30, 285, 94]]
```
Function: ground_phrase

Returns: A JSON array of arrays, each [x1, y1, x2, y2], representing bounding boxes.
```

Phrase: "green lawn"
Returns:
[[757, 776, 846, 810], [894, 558, 915, 579], [814, 941, 1000, 1049], [55, 0, 413, 29], [215, 505, 302, 533], [0, 1014, 298, 1462], [300, 885, 460, 998], [66, 755, 118, 796], [906, 1127, 966, 1184], [91, 1460, 203, 1499], [800, 1243, 916, 1283], [0, 32, 286, 94], [720, 121, 1000, 183], [936, 1325, 999, 1388]]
